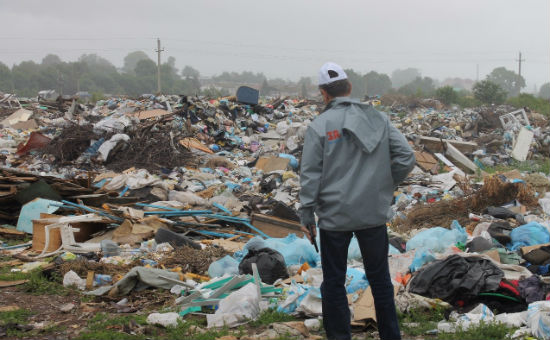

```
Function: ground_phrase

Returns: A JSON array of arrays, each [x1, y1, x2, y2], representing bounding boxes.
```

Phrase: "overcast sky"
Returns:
[[0, 0, 548, 91]]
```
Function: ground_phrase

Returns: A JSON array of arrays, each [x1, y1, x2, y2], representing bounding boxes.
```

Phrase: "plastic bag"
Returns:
[[63, 270, 86, 290], [406, 220, 467, 253], [236, 234, 320, 267], [238, 247, 289, 284], [509, 222, 550, 251], [346, 267, 369, 294], [348, 236, 400, 261], [168, 190, 207, 206], [208, 255, 240, 278], [147, 312, 180, 328], [410, 249, 436, 272], [206, 282, 260, 328], [527, 301, 550, 339]]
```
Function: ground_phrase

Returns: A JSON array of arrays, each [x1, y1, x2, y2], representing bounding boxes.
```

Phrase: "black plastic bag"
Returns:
[[239, 247, 289, 284]]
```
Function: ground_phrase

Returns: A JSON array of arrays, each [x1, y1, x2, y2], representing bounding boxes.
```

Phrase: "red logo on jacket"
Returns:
[[327, 130, 341, 141]]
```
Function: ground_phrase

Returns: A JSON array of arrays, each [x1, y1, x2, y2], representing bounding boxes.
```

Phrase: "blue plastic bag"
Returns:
[[346, 267, 369, 294], [406, 220, 467, 253], [208, 255, 240, 278], [410, 248, 436, 272], [236, 234, 320, 267], [348, 236, 400, 261], [509, 222, 550, 250]]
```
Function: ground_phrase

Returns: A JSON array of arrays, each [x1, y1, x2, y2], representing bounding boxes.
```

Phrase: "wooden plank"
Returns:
[[251, 213, 304, 238], [414, 151, 438, 173], [134, 109, 171, 120], [0, 226, 26, 239], [179, 138, 213, 154], [416, 136, 478, 154], [0, 280, 28, 288]]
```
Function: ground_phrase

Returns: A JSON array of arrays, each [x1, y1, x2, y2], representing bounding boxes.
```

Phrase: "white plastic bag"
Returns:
[[527, 301, 550, 339], [206, 282, 260, 328], [147, 312, 180, 328], [63, 270, 86, 290]]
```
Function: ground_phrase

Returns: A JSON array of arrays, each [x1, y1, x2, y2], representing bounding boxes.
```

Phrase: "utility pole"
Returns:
[[476, 64, 479, 82], [516, 51, 525, 77], [155, 38, 164, 94]]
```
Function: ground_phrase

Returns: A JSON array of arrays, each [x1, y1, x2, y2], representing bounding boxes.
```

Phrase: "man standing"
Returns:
[[299, 62, 415, 340]]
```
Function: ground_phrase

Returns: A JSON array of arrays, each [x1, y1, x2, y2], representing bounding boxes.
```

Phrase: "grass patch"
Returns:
[[0, 308, 35, 337], [398, 305, 446, 336], [249, 308, 297, 327], [437, 321, 515, 340], [20, 270, 71, 295], [0, 308, 34, 325], [76, 313, 240, 340], [483, 158, 550, 175]]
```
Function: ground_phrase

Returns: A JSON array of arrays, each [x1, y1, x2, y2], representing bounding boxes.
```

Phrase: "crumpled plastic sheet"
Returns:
[[206, 282, 260, 328], [85, 266, 180, 296], [406, 220, 467, 253], [509, 222, 550, 251], [438, 303, 494, 333], [236, 234, 321, 267], [527, 301, 550, 339]]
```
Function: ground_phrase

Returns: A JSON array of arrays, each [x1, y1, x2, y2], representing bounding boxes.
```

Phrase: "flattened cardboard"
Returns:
[[352, 285, 399, 322], [254, 157, 290, 173]]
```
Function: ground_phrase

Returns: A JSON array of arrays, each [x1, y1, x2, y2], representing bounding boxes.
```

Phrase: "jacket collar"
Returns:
[[323, 96, 364, 112]]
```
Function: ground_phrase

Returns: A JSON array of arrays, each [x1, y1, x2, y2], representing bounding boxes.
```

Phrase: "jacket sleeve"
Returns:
[[299, 126, 323, 226], [389, 123, 415, 185]]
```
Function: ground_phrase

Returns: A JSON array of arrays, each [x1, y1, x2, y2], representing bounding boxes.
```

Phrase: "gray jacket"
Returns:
[[299, 97, 415, 231]]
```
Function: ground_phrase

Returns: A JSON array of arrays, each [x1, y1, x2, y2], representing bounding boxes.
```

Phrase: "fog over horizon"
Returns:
[[0, 0, 548, 91]]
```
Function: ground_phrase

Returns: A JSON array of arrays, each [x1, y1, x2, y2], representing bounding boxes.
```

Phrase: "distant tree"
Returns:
[[398, 77, 435, 97], [298, 77, 312, 98], [473, 80, 507, 104], [435, 86, 458, 105], [212, 71, 266, 84], [182, 65, 200, 79], [135, 59, 157, 77], [0, 62, 13, 92], [364, 71, 392, 96], [41, 54, 62, 66], [391, 68, 421, 89], [122, 51, 151, 74], [344, 69, 366, 99], [487, 67, 525, 98], [260, 79, 277, 96], [78, 54, 117, 73], [539, 83, 550, 100]]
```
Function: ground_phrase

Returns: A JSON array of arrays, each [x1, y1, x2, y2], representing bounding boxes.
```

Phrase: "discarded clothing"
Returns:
[[409, 254, 504, 303]]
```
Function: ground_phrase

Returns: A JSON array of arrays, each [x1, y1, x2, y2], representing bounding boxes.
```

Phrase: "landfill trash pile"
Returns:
[[2, 90, 550, 339]]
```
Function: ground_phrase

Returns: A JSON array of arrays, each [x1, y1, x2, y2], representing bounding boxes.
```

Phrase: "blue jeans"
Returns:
[[320, 226, 401, 340]]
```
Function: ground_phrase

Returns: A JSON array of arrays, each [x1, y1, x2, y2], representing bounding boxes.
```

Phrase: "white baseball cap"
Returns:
[[318, 62, 348, 86]]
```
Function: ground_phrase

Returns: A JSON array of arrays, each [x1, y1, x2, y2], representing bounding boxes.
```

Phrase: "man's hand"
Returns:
[[301, 224, 317, 244]]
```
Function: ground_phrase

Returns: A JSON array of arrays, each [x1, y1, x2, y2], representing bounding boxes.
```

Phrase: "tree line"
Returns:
[[1, 52, 549, 114]]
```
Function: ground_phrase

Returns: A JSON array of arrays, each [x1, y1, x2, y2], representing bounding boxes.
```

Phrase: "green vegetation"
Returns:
[[435, 86, 459, 105], [473, 80, 507, 105], [0, 308, 34, 325], [398, 305, 446, 336], [249, 308, 297, 327], [437, 321, 515, 340], [483, 158, 550, 175], [76, 313, 239, 340], [507, 93, 550, 116], [20, 270, 71, 295], [0, 308, 34, 337]]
